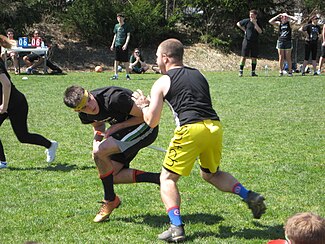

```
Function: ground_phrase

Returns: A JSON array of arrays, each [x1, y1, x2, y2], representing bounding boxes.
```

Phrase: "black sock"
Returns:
[[252, 63, 257, 72], [101, 172, 115, 201], [134, 170, 160, 185]]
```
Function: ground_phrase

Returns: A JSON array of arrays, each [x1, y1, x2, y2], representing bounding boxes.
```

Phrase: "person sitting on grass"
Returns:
[[129, 48, 149, 74]]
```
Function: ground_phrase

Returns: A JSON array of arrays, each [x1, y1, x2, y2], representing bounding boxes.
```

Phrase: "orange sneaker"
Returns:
[[93, 195, 121, 223]]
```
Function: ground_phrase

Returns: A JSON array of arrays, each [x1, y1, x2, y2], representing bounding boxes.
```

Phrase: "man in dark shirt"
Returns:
[[237, 9, 262, 77], [63, 85, 160, 223]]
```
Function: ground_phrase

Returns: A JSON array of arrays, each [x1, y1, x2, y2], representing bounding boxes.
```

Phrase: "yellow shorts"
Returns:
[[163, 120, 223, 176]]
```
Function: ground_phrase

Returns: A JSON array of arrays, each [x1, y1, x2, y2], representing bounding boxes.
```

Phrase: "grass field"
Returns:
[[0, 71, 324, 244]]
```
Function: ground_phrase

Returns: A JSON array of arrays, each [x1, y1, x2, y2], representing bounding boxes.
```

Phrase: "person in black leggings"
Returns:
[[0, 35, 58, 169]]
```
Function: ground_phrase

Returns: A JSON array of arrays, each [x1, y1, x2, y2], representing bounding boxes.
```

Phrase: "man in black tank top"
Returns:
[[132, 38, 266, 242]]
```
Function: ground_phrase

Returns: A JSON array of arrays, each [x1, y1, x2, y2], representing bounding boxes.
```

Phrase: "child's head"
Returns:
[[285, 212, 325, 244]]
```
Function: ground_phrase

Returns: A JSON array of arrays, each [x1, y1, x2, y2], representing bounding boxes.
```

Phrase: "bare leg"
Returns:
[[278, 49, 284, 73], [286, 49, 293, 74], [200, 170, 238, 192], [160, 167, 181, 210]]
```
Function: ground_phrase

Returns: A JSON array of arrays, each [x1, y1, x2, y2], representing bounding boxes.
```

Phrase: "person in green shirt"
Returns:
[[110, 13, 132, 80], [129, 48, 149, 74]]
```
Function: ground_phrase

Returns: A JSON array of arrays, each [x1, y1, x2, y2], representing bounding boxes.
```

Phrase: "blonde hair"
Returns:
[[285, 212, 325, 244]]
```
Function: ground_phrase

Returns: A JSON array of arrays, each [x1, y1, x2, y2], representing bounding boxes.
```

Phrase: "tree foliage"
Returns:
[[1, 0, 324, 50]]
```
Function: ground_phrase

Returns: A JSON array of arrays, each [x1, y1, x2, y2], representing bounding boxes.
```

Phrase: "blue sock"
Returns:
[[167, 206, 182, 226], [232, 182, 249, 200]]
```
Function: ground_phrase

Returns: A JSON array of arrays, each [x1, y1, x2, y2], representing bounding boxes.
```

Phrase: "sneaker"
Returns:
[[126, 75, 131, 80], [288, 72, 293, 77], [317, 69, 321, 75], [238, 70, 243, 77], [0, 161, 8, 169], [26, 67, 33, 75], [313, 72, 318, 76], [279, 71, 283, 76], [45, 140, 58, 163], [301, 72, 305, 76], [244, 191, 266, 219], [93, 195, 121, 223], [14, 68, 19, 75], [110, 75, 118, 80], [251, 72, 258, 77], [158, 224, 185, 242]]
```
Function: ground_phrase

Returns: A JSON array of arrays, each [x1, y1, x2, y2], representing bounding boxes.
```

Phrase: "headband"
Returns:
[[74, 90, 89, 111]]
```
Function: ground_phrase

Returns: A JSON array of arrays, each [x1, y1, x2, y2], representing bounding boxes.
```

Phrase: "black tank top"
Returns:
[[164, 67, 219, 127], [278, 22, 292, 41]]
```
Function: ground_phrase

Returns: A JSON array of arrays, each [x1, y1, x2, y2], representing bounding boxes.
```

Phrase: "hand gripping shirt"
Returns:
[[164, 67, 219, 127]]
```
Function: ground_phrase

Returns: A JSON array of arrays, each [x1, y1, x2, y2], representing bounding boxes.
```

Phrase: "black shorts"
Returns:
[[110, 124, 159, 167], [276, 40, 293, 50], [114, 46, 129, 62], [304, 41, 318, 60], [241, 39, 258, 58], [26, 53, 41, 62]]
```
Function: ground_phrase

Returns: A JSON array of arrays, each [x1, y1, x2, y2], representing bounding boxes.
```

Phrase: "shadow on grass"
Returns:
[[8, 163, 95, 172], [116, 213, 283, 241]]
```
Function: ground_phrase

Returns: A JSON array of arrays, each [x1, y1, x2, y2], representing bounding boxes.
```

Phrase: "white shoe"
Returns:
[[45, 140, 58, 163], [0, 161, 8, 169]]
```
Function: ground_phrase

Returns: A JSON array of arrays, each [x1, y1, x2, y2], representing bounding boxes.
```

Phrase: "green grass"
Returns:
[[0, 71, 324, 243]]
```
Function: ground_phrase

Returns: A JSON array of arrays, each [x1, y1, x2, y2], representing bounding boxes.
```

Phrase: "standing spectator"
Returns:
[[132, 38, 266, 242], [269, 13, 298, 76], [129, 48, 149, 74], [299, 16, 322, 76], [318, 24, 325, 75], [268, 212, 325, 244], [236, 9, 262, 77], [63, 85, 160, 223], [0, 35, 58, 169], [110, 13, 132, 80], [1, 28, 19, 75]]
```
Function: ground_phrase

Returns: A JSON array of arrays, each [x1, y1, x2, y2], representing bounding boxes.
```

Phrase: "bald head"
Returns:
[[158, 38, 184, 63]]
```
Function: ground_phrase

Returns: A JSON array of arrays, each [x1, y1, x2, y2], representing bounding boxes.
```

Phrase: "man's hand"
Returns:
[[132, 89, 150, 109]]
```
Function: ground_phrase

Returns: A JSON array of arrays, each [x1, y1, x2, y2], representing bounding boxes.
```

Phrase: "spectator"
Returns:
[[299, 16, 322, 76], [1, 28, 19, 74], [318, 24, 325, 75], [236, 9, 263, 77], [268, 212, 325, 244], [23, 30, 62, 75], [132, 38, 266, 242], [269, 13, 298, 77], [0, 35, 58, 169], [110, 13, 132, 80], [129, 48, 149, 74]]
